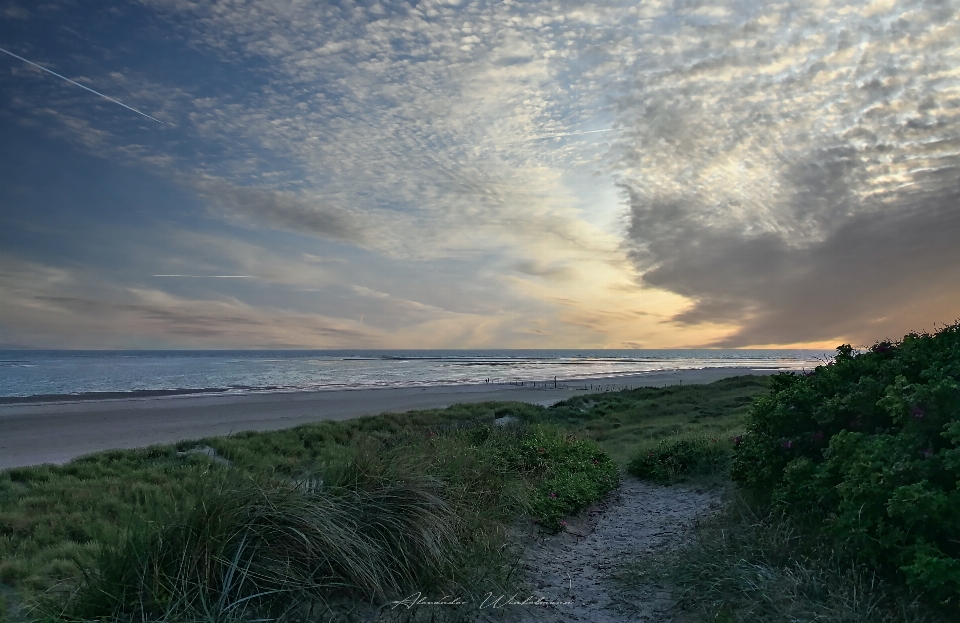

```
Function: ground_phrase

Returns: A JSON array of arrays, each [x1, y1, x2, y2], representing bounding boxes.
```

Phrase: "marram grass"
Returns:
[[0, 402, 617, 622], [58, 472, 461, 622]]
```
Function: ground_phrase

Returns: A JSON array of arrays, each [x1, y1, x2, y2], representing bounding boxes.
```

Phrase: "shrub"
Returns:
[[504, 426, 619, 532], [732, 323, 960, 606], [627, 436, 728, 484]]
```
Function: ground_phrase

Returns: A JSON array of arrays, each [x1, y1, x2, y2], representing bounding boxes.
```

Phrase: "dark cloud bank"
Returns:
[[626, 177, 960, 346], [619, 0, 960, 346]]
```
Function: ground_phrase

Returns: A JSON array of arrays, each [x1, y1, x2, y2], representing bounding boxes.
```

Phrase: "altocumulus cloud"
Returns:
[[125, 0, 634, 258], [3, 0, 958, 348], [615, 0, 960, 345]]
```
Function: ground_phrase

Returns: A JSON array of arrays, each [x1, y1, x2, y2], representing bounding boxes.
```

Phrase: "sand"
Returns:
[[0, 367, 780, 470]]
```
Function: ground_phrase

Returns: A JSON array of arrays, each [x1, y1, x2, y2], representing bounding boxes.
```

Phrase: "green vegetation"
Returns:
[[615, 493, 936, 623], [613, 325, 959, 623], [66, 472, 460, 622], [627, 436, 728, 484], [732, 323, 960, 610], [541, 374, 773, 464], [0, 401, 616, 621], [10, 353, 955, 623]]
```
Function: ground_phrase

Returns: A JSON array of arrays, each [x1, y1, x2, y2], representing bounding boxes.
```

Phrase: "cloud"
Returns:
[[192, 178, 370, 245], [627, 183, 960, 346], [351, 285, 390, 299], [8, 0, 957, 348], [3, 4, 28, 19], [617, 0, 960, 345], [510, 259, 574, 281], [0, 256, 378, 348], [119, 0, 629, 257]]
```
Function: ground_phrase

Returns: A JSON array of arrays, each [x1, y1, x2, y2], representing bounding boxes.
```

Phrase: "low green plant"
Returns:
[[0, 450, 228, 600], [506, 426, 619, 531], [627, 436, 729, 484], [732, 323, 960, 608]]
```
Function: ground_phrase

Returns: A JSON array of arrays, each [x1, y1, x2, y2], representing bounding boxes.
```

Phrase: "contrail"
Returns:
[[152, 275, 255, 278], [0, 46, 163, 123], [531, 128, 614, 141]]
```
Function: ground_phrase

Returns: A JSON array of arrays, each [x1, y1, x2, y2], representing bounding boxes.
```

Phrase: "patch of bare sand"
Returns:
[[482, 475, 722, 623]]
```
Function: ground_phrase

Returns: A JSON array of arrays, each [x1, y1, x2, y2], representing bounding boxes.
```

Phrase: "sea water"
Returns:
[[0, 349, 832, 400]]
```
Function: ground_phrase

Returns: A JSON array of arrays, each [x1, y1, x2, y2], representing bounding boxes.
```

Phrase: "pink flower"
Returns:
[[912, 407, 924, 420], [781, 440, 793, 449], [549, 492, 557, 499], [732, 435, 743, 446], [923, 448, 934, 458], [812, 431, 824, 442], [591, 459, 600, 465], [537, 447, 546, 454]]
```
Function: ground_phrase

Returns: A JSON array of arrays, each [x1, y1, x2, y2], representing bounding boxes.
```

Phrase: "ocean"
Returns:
[[0, 349, 833, 401]]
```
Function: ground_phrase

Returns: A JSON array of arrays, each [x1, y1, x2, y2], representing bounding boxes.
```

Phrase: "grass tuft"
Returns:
[[57, 472, 461, 622]]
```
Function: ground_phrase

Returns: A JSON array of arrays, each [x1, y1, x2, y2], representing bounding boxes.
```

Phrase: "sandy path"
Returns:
[[489, 476, 721, 623], [0, 368, 777, 470]]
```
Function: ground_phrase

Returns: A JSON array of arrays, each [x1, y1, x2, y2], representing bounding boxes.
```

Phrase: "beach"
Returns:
[[0, 367, 779, 470]]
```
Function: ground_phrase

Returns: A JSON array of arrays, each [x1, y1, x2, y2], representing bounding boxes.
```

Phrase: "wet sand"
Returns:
[[0, 367, 780, 470]]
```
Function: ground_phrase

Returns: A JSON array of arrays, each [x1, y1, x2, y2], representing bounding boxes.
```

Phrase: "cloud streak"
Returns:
[[0, 45, 163, 123]]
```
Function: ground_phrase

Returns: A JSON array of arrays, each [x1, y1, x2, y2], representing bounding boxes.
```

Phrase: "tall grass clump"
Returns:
[[732, 323, 960, 609], [58, 472, 460, 622]]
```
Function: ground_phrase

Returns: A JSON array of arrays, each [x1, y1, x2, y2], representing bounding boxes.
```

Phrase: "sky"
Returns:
[[1, 0, 958, 349]]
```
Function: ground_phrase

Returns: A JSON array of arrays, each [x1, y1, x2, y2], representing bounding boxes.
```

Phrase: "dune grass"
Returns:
[[539, 374, 773, 466], [62, 471, 462, 622], [0, 400, 617, 622]]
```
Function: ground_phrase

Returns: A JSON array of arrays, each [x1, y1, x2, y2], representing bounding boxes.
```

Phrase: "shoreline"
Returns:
[[0, 367, 783, 470], [0, 365, 803, 406]]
